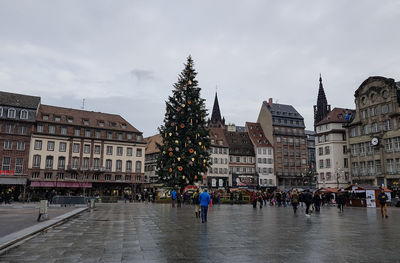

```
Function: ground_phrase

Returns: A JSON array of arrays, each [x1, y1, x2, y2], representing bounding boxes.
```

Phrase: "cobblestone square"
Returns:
[[1, 203, 399, 263]]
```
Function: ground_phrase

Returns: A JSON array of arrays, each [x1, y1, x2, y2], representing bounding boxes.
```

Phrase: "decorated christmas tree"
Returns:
[[157, 56, 211, 189]]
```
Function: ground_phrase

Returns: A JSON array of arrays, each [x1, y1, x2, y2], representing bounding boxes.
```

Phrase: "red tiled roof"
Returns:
[[145, 134, 163, 155], [245, 122, 272, 147], [316, 107, 355, 126], [208, 127, 228, 147], [38, 104, 141, 133]]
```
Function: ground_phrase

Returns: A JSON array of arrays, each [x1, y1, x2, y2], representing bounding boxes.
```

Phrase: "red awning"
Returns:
[[30, 181, 92, 188]]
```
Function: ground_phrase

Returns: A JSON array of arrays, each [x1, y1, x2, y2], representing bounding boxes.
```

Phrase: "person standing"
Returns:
[[291, 190, 299, 214], [313, 193, 322, 212], [378, 189, 389, 218], [199, 189, 211, 223], [171, 189, 177, 207], [177, 190, 182, 208], [336, 190, 346, 213], [252, 192, 257, 208], [303, 189, 313, 216], [258, 192, 263, 209], [193, 190, 201, 218]]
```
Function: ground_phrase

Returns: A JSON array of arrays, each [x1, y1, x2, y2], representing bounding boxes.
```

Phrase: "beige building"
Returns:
[[347, 76, 400, 191], [207, 128, 229, 188], [28, 105, 146, 196], [315, 108, 353, 189], [144, 134, 162, 184]]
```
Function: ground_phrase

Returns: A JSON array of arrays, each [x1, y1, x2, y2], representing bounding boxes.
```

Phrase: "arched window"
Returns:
[[20, 110, 28, 119], [8, 108, 16, 118]]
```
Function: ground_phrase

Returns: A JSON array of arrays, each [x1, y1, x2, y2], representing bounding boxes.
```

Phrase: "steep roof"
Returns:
[[38, 104, 141, 134], [145, 134, 163, 155], [209, 127, 228, 147], [0, 91, 40, 109], [224, 130, 255, 156], [245, 122, 272, 147], [316, 107, 355, 126], [263, 101, 305, 128], [210, 91, 224, 127]]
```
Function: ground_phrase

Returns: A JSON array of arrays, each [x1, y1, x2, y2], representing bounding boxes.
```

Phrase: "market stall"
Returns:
[[344, 185, 392, 207]]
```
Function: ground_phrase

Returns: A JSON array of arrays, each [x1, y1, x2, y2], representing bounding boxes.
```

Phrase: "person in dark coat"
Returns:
[[313, 193, 322, 212], [336, 190, 346, 213], [378, 189, 389, 218], [275, 191, 282, 207], [291, 190, 299, 214], [303, 189, 313, 216], [252, 193, 257, 208]]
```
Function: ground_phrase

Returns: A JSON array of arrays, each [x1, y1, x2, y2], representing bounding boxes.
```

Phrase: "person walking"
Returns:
[[291, 190, 299, 214], [303, 189, 313, 216], [336, 190, 346, 213], [199, 189, 211, 223], [252, 192, 257, 208], [378, 189, 389, 218], [193, 189, 201, 218], [313, 193, 322, 212], [171, 189, 177, 207], [177, 190, 182, 208], [258, 192, 263, 209]]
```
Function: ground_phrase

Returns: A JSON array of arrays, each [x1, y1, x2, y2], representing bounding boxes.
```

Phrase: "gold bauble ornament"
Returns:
[[175, 140, 179, 144]]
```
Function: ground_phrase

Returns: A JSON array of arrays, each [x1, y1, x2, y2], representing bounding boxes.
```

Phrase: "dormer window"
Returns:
[[137, 135, 143, 142], [67, 117, 73, 123], [8, 108, 16, 118], [83, 119, 89, 125], [121, 123, 127, 129], [42, 114, 49, 120], [98, 121, 105, 127], [20, 110, 28, 120], [54, 116, 61, 122], [127, 133, 132, 140], [110, 122, 117, 127]]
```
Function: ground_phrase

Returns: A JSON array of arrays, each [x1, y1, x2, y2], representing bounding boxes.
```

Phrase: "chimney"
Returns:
[[268, 98, 273, 107]]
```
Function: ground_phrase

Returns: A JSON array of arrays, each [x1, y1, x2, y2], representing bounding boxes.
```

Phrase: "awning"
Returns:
[[30, 181, 92, 188], [0, 177, 27, 185]]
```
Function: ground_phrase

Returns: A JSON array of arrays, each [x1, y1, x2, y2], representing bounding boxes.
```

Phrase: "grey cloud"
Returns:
[[130, 69, 155, 82]]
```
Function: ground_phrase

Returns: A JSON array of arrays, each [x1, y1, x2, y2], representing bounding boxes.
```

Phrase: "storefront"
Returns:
[[0, 177, 27, 202], [207, 176, 228, 189]]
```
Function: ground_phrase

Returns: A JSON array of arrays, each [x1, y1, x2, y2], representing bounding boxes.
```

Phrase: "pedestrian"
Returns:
[[230, 191, 234, 205], [336, 189, 346, 213], [378, 188, 389, 218], [303, 189, 313, 216], [263, 192, 267, 206], [282, 191, 287, 207], [199, 189, 211, 223], [313, 193, 321, 212], [177, 190, 182, 208], [193, 189, 201, 218], [171, 189, 177, 207], [258, 192, 263, 209], [291, 190, 299, 214], [239, 192, 243, 205], [252, 192, 257, 208], [276, 191, 282, 207]]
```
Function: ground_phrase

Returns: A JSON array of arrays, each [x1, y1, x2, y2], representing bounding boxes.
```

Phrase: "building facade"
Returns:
[[305, 130, 317, 187], [258, 98, 309, 189], [207, 128, 229, 188], [347, 76, 400, 192], [314, 75, 331, 128], [144, 134, 162, 184], [0, 91, 41, 200], [246, 122, 275, 188], [28, 105, 146, 196], [315, 108, 353, 188]]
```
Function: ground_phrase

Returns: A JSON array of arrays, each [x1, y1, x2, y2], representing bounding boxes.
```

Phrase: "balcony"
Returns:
[[67, 165, 79, 171]]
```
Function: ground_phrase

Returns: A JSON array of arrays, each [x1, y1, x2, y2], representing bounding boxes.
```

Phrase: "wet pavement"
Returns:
[[0, 203, 399, 263]]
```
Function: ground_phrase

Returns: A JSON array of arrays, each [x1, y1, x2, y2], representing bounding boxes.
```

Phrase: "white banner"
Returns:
[[366, 190, 376, 208]]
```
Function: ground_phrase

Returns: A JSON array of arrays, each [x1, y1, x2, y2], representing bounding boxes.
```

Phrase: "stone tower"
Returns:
[[313, 74, 331, 128]]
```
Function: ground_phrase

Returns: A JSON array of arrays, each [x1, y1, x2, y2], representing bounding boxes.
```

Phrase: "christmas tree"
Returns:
[[157, 56, 211, 189]]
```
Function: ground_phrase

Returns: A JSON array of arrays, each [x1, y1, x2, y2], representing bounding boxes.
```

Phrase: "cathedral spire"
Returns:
[[210, 91, 224, 128], [313, 74, 331, 128]]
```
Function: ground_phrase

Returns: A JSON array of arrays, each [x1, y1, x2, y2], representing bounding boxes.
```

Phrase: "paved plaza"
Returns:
[[0, 203, 399, 263]]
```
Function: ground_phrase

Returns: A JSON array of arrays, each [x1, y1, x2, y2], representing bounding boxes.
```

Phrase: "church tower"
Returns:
[[210, 92, 225, 128], [313, 74, 331, 128]]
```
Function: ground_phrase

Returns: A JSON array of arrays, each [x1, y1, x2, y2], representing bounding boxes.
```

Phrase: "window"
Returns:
[[85, 129, 91, 137], [74, 129, 80, 136], [106, 146, 113, 155], [387, 159, 394, 174], [71, 173, 78, 180], [319, 160, 324, 169], [31, 172, 40, 179], [67, 117, 73, 123], [371, 123, 379, 133], [72, 157, 79, 169], [83, 119, 89, 125], [17, 142, 25, 151], [126, 161, 132, 172], [343, 146, 347, 154], [385, 138, 393, 152], [59, 142, 66, 152], [383, 120, 393, 131], [117, 147, 123, 156], [118, 133, 123, 140], [394, 137, 400, 151], [350, 127, 358, 137], [4, 141, 12, 150], [94, 145, 101, 154], [107, 132, 113, 139], [84, 144, 90, 154], [47, 141, 55, 151], [93, 174, 99, 180], [44, 173, 52, 179], [93, 158, 100, 169], [318, 147, 323, 156], [19, 126, 27, 135], [115, 175, 122, 181], [137, 135, 143, 142], [137, 148, 142, 157], [73, 143, 80, 153], [135, 161, 142, 172], [2, 157, 11, 171], [8, 108, 16, 118], [61, 127, 67, 135], [127, 148, 133, 156], [95, 130, 101, 139], [106, 159, 112, 170], [57, 173, 64, 179], [126, 175, 131, 181], [105, 174, 111, 181], [33, 155, 41, 167], [344, 158, 349, 168], [127, 133, 132, 140], [116, 160, 122, 171], [45, 156, 53, 169], [83, 158, 89, 169], [326, 172, 331, 181], [58, 157, 65, 169], [98, 121, 104, 127], [326, 159, 331, 168], [49, 125, 55, 134], [6, 125, 14, 134], [37, 124, 43, 133]]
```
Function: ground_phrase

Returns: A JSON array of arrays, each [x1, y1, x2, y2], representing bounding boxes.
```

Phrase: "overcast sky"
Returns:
[[1, 1, 399, 136]]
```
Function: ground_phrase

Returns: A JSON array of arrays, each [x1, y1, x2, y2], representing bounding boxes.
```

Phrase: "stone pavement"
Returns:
[[0, 204, 77, 238], [0, 203, 399, 263]]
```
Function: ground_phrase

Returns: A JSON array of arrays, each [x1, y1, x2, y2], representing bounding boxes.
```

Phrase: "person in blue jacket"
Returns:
[[199, 189, 211, 223], [171, 189, 177, 207]]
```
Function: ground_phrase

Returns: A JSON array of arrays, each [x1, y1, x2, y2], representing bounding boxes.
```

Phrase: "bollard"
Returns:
[[90, 199, 95, 208], [37, 200, 49, 221]]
